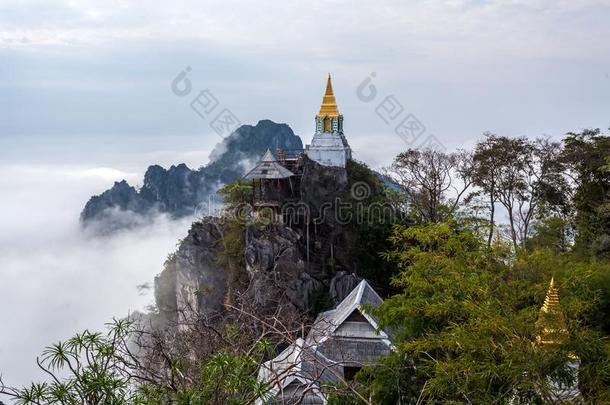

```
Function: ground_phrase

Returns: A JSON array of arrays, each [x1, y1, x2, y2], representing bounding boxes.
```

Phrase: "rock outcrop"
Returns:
[[154, 157, 390, 324], [244, 224, 317, 311], [154, 219, 227, 326], [329, 271, 362, 305]]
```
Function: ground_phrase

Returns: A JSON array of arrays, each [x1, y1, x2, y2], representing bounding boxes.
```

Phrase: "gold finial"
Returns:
[[318, 73, 340, 117], [325, 73, 333, 94], [536, 277, 568, 346]]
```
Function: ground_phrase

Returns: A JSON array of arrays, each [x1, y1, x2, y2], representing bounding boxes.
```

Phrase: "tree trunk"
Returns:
[[507, 208, 518, 252], [487, 192, 495, 248], [224, 263, 234, 308]]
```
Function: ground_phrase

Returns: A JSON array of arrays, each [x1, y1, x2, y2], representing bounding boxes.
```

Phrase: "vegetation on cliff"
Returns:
[[331, 223, 610, 403]]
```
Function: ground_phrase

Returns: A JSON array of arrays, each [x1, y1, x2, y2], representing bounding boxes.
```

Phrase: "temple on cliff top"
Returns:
[[305, 74, 352, 168], [243, 74, 352, 217]]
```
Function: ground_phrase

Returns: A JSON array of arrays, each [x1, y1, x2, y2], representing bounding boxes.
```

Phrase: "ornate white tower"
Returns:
[[305, 74, 352, 168]]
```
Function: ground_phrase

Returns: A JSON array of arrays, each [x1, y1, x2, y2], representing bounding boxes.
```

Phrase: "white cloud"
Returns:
[[72, 167, 138, 181], [0, 164, 193, 388], [2, 0, 609, 153], [1, 0, 609, 66]]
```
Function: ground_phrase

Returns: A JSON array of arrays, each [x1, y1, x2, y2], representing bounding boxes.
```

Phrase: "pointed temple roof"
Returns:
[[536, 277, 569, 346], [255, 338, 336, 405], [256, 280, 391, 404], [317, 73, 340, 117], [307, 279, 389, 345], [242, 149, 295, 180]]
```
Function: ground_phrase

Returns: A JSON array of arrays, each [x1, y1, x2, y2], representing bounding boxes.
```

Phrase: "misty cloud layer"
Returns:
[[0, 164, 193, 387]]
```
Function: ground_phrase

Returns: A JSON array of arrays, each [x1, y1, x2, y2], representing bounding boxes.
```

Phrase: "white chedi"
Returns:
[[305, 74, 352, 168]]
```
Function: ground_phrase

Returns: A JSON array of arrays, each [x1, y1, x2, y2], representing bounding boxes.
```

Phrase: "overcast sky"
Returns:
[[1, 0, 610, 390], [1, 0, 609, 168]]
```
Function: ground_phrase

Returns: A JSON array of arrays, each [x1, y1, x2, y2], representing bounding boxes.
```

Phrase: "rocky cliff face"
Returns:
[[245, 224, 318, 311], [154, 219, 227, 326], [80, 120, 303, 233], [153, 157, 374, 325]]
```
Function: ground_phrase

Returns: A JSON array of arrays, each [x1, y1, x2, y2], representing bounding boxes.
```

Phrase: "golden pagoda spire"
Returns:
[[318, 73, 340, 117], [536, 277, 568, 346], [325, 72, 333, 93]]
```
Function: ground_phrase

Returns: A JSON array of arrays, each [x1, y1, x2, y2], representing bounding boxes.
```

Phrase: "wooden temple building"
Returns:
[[242, 148, 302, 215], [255, 280, 393, 404]]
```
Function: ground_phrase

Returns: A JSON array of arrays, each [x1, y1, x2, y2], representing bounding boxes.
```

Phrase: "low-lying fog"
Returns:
[[0, 164, 194, 388]]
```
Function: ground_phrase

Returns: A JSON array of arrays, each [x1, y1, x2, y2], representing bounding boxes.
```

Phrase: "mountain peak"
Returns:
[[81, 121, 304, 233]]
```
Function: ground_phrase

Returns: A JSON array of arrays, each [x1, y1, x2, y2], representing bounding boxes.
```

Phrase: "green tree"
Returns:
[[0, 319, 138, 405], [561, 128, 610, 258], [1, 319, 273, 405], [339, 223, 610, 404], [526, 216, 573, 253], [473, 134, 569, 251], [217, 180, 253, 211], [216, 180, 253, 306]]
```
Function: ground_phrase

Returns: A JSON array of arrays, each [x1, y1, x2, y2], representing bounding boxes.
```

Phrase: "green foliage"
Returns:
[[217, 180, 253, 277], [1, 320, 272, 405], [218, 180, 252, 210], [326, 352, 420, 405], [343, 160, 405, 295], [2, 318, 137, 405], [217, 215, 247, 272], [526, 216, 572, 253], [562, 128, 610, 258], [135, 337, 273, 405], [340, 223, 610, 404]]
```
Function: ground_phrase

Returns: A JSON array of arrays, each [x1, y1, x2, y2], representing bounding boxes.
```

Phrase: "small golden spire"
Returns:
[[325, 72, 333, 94], [536, 277, 568, 346], [318, 73, 340, 117], [541, 277, 560, 312]]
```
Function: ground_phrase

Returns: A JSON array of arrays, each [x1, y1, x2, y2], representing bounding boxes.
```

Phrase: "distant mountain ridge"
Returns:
[[80, 120, 304, 232]]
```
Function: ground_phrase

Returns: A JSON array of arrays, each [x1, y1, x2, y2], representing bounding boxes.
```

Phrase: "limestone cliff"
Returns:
[[153, 157, 399, 325], [154, 219, 227, 326]]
